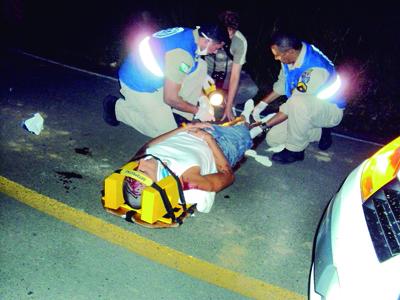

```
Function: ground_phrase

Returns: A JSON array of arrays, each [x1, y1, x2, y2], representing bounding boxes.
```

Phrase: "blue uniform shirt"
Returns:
[[119, 27, 199, 93], [283, 43, 345, 108]]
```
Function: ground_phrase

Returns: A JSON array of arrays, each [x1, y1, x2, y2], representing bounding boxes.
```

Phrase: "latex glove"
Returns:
[[252, 101, 268, 122], [195, 95, 215, 122], [202, 74, 215, 92]]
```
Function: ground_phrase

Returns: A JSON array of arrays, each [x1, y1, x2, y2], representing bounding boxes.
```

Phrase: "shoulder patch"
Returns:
[[296, 81, 307, 93], [296, 69, 314, 92], [179, 62, 191, 74], [300, 69, 313, 84], [153, 27, 184, 38]]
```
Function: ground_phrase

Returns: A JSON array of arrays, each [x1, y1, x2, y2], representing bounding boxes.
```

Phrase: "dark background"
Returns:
[[2, 0, 399, 144]]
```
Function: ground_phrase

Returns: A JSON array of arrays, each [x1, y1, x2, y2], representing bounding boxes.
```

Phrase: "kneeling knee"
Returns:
[[265, 132, 284, 147]]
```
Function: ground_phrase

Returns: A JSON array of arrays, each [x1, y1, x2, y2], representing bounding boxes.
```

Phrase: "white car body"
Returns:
[[309, 138, 400, 300]]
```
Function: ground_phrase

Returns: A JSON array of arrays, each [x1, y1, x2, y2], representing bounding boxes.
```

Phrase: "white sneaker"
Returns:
[[245, 149, 273, 167], [241, 99, 255, 123]]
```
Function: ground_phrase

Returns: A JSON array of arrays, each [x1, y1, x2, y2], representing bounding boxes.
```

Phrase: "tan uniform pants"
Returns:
[[266, 93, 344, 152], [115, 60, 207, 138]]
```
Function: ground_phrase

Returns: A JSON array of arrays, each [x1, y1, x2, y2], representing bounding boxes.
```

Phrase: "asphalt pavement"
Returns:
[[0, 49, 382, 299]]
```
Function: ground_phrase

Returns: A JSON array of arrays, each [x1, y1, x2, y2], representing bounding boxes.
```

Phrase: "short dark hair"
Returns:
[[218, 10, 240, 30], [198, 23, 229, 44], [270, 32, 302, 52]]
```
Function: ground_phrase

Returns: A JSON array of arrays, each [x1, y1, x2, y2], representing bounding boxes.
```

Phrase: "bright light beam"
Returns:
[[317, 74, 341, 99], [139, 36, 164, 77], [209, 92, 224, 106]]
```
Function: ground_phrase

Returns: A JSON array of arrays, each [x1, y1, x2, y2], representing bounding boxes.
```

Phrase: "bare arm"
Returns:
[[182, 167, 234, 192], [221, 62, 242, 121], [256, 90, 287, 127], [258, 66, 285, 105], [181, 128, 234, 192], [265, 111, 288, 127], [163, 78, 198, 114], [260, 90, 281, 105], [133, 124, 234, 192]]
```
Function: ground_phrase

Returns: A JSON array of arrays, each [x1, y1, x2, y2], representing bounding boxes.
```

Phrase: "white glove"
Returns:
[[252, 101, 268, 122], [202, 74, 215, 93], [195, 95, 215, 122]]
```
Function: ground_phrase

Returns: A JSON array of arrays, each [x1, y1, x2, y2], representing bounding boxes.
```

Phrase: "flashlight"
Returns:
[[203, 83, 224, 106], [209, 92, 224, 106]]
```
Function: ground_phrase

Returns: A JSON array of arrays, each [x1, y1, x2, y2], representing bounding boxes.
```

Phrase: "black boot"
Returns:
[[272, 148, 304, 164], [103, 95, 120, 126], [319, 128, 332, 150]]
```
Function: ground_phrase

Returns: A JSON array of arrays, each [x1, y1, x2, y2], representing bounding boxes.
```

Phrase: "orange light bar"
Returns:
[[361, 136, 400, 201]]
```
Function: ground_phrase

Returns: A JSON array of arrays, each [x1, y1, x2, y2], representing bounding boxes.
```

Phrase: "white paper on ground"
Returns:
[[23, 112, 44, 135], [245, 149, 257, 157], [254, 155, 272, 167], [245, 149, 272, 167]]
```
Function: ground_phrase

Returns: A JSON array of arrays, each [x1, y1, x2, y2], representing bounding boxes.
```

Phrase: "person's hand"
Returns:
[[195, 95, 215, 122], [252, 101, 268, 122], [220, 105, 235, 122], [186, 127, 213, 142], [202, 74, 215, 93], [186, 122, 214, 130], [195, 106, 215, 122]]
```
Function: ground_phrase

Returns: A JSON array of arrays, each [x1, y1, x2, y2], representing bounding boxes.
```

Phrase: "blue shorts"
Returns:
[[206, 124, 253, 167]]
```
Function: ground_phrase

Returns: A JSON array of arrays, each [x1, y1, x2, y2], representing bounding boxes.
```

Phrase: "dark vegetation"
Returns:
[[2, 0, 399, 144]]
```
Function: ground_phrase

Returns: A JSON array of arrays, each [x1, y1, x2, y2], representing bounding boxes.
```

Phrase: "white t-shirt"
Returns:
[[146, 132, 217, 213]]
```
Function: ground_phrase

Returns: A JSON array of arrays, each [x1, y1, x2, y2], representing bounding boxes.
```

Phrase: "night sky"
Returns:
[[2, 0, 400, 141]]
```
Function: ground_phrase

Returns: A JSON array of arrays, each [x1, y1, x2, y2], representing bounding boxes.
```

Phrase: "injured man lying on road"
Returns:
[[102, 100, 274, 227], [122, 100, 269, 214]]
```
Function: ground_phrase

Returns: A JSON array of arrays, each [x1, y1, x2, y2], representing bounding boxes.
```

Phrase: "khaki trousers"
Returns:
[[115, 59, 207, 138], [266, 94, 344, 151]]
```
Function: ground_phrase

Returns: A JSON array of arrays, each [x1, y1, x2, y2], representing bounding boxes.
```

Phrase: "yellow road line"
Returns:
[[0, 176, 305, 300]]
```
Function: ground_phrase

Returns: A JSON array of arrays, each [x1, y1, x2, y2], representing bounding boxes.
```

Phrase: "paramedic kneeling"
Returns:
[[252, 32, 346, 164], [103, 25, 228, 138]]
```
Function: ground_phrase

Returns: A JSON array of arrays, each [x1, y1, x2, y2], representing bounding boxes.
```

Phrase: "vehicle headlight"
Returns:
[[360, 136, 400, 262]]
